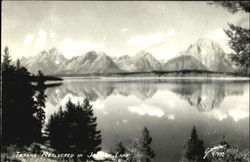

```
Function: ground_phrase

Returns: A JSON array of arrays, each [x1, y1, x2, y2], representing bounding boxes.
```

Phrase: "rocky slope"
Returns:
[[20, 47, 67, 74], [114, 51, 162, 72], [162, 55, 207, 71], [183, 38, 233, 72], [57, 51, 122, 74]]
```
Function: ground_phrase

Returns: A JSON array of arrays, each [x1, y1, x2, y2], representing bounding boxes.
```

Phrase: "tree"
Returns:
[[110, 142, 126, 156], [46, 99, 102, 161], [182, 126, 206, 161], [2, 46, 12, 70], [139, 127, 155, 162], [16, 59, 21, 69], [109, 141, 127, 161], [209, 1, 250, 74], [208, 1, 250, 13], [126, 127, 155, 162], [224, 24, 250, 73], [34, 70, 47, 142], [2, 47, 45, 146]]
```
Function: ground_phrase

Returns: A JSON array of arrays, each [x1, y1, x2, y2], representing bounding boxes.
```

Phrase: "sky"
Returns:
[[2, 1, 249, 61]]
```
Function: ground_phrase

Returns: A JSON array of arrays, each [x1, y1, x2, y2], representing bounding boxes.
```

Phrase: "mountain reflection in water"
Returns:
[[46, 79, 245, 111], [44, 78, 249, 162]]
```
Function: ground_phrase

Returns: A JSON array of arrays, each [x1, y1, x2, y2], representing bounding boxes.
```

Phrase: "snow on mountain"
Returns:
[[19, 39, 234, 75], [57, 51, 122, 74], [20, 47, 67, 75], [114, 55, 138, 72], [183, 38, 233, 72], [114, 51, 162, 72], [87, 52, 123, 73], [56, 51, 98, 74]]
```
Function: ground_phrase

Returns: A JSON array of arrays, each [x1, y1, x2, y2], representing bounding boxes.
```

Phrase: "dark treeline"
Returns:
[[46, 99, 102, 161], [2, 47, 47, 146], [53, 69, 249, 78], [29, 75, 63, 82], [1, 47, 103, 162]]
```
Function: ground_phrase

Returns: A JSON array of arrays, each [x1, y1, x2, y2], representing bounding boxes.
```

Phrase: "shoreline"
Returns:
[[45, 76, 250, 84]]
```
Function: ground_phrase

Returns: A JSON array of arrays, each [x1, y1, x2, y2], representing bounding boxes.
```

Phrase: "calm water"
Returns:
[[45, 78, 249, 162]]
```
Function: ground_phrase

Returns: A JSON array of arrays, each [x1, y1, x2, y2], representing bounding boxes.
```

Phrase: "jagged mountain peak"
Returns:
[[135, 50, 152, 58], [187, 38, 224, 54], [37, 47, 64, 58], [183, 38, 233, 72], [86, 50, 98, 55], [48, 47, 58, 53], [118, 55, 131, 60], [196, 38, 222, 48], [84, 51, 98, 60]]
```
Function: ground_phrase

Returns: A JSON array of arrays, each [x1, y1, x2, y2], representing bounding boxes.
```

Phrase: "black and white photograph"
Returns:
[[1, 1, 250, 162]]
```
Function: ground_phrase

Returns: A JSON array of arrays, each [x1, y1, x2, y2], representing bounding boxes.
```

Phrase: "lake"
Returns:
[[44, 77, 249, 162]]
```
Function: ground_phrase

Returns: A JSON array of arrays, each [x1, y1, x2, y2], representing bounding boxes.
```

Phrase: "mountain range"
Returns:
[[19, 38, 234, 75]]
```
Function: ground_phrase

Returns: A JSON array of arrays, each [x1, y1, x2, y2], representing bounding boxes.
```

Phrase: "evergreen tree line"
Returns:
[[45, 99, 102, 161], [2, 47, 47, 146], [1, 47, 103, 162]]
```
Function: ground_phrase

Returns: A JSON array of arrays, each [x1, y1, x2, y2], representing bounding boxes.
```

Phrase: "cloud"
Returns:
[[209, 109, 228, 121], [228, 107, 249, 122], [92, 100, 105, 110], [167, 114, 175, 120], [49, 32, 56, 39], [205, 28, 227, 41], [24, 34, 34, 47], [168, 100, 176, 108], [128, 104, 164, 117], [121, 28, 128, 32], [59, 38, 105, 58], [204, 28, 231, 53], [157, 42, 178, 60], [167, 30, 175, 37], [35, 29, 47, 49], [127, 33, 164, 47], [208, 106, 248, 122]]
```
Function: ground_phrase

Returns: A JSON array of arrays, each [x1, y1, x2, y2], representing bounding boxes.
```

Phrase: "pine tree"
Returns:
[[34, 70, 47, 142], [224, 24, 250, 73], [2, 46, 12, 70], [16, 59, 21, 69], [183, 126, 206, 161], [208, 1, 250, 13], [139, 127, 155, 162], [208, 1, 250, 74], [46, 99, 102, 161], [110, 142, 126, 156], [126, 127, 155, 162]]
